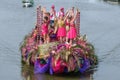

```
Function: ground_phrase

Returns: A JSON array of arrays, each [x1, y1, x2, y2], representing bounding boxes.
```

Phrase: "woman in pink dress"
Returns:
[[67, 9, 78, 45], [65, 17, 70, 44], [41, 16, 49, 43], [55, 14, 66, 43], [54, 11, 70, 43]]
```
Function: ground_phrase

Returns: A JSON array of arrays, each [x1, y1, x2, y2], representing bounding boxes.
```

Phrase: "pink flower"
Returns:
[[65, 44, 71, 49]]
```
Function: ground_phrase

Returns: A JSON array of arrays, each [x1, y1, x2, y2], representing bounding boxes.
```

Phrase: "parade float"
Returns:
[[20, 6, 98, 75], [22, 0, 34, 7]]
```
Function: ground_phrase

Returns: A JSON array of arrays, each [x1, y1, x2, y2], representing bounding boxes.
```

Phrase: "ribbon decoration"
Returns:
[[36, 5, 43, 35], [76, 10, 80, 36], [36, 5, 43, 44]]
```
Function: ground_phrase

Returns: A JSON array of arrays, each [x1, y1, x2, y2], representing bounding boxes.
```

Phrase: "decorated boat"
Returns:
[[20, 5, 98, 75], [22, 0, 34, 7]]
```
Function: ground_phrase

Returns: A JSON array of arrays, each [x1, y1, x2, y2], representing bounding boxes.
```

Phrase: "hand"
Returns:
[[53, 31, 56, 34]]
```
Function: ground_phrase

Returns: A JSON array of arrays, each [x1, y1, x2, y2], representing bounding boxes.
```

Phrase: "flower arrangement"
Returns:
[[20, 33, 98, 74]]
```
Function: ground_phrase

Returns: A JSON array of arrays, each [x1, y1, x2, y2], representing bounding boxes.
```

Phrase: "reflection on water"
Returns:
[[21, 64, 34, 80], [21, 64, 96, 80]]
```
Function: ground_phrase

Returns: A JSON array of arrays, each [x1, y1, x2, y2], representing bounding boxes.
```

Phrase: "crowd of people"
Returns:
[[21, 5, 80, 62], [35, 5, 79, 45]]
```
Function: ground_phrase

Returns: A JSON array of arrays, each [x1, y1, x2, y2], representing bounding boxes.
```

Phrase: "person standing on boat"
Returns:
[[42, 7, 51, 22], [67, 9, 78, 45], [50, 5, 56, 27], [55, 12, 69, 43], [41, 16, 49, 43], [65, 16, 71, 44], [57, 7, 65, 18], [56, 14, 66, 43]]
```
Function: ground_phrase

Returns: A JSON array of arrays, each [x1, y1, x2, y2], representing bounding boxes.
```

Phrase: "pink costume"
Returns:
[[52, 58, 65, 73], [65, 20, 70, 27], [58, 11, 64, 18], [57, 20, 66, 37], [58, 7, 64, 17], [67, 23, 77, 39], [41, 23, 48, 35]]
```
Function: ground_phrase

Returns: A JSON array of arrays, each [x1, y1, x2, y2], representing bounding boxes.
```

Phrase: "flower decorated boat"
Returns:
[[20, 5, 98, 75]]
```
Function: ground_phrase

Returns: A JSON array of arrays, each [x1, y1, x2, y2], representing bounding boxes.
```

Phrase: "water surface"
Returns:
[[0, 0, 120, 80]]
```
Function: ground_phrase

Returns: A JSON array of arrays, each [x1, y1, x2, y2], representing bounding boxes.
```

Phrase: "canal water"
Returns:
[[0, 0, 120, 80]]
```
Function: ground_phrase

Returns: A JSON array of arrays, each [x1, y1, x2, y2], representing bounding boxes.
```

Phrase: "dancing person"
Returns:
[[57, 7, 65, 18], [65, 16, 71, 44], [54, 11, 69, 43], [68, 7, 75, 18], [56, 14, 66, 43], [67, 9, 78, 45], [41, 16, 49, 43], [50, 5, 56, 27]]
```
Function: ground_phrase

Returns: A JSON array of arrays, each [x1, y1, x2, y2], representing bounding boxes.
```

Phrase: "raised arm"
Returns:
[[65, 9, 70, 15], [41, 7, 46, 13], [71, 9, 78, 23], [63, 10, 70, 22]]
